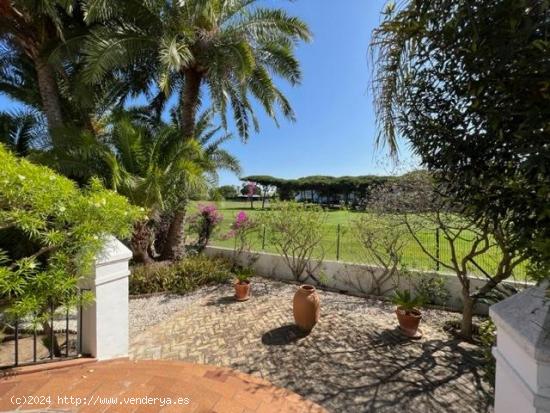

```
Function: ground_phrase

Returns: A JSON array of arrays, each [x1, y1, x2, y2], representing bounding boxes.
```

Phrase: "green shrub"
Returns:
[[0, 145, 142, 320], [479, 319, 497, 386], [414, 276, 450, 306], [262, 201, 326, 281], [391, 289, 425, 310], [130, 255, 232, 295]]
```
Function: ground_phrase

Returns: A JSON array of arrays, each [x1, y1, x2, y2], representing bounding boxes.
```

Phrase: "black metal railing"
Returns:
[[1, 290, 87, 370]]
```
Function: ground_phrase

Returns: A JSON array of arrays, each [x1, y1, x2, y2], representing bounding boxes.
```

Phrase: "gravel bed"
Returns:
[[129, 284, 226, 336], [128, 276, 481, 337]]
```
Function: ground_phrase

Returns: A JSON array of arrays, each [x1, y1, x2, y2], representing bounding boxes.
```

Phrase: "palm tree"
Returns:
[[0, 0, 76, 131], [38, 107, 240, 262], [83, 0, 310, 139], [38, 108, 202, 262], [81, 0, 310, 257], [0, 3, 151, 146], [0, 109, 46, 155], [157, 108, 242, 259]]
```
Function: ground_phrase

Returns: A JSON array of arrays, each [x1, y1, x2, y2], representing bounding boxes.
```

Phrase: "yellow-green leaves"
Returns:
[[0, 144, 143, 319]]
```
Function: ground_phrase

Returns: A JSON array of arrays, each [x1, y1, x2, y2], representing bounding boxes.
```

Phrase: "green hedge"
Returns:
[[129, 255, 233, 295]]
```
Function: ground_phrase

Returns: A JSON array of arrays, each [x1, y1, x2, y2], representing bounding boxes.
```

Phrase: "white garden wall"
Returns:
[[490, 283, 550, 413], [79, 236, 132, 360], [205, 246, 533, 315]]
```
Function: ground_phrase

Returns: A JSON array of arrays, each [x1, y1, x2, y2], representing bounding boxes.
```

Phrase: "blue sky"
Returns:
[[0, 0, 418, 186], [215, 0, 418, 185]]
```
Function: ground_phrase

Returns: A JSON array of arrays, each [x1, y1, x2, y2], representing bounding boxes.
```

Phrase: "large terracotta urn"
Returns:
[[293, 284, 320, 332]]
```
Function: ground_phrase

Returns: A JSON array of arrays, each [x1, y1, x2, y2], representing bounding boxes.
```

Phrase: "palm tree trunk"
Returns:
[[33, 57, 64, 133], [131, 221, 153, 264], [161, 209, 187, 261], [180, 69, 202, 139], [160, 69, 202, 260]]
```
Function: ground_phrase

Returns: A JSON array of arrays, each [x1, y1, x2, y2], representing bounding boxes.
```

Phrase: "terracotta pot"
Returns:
[[234, 280, 251, 301], [395, 306, 422, 337], [293, 285, 320, 332]]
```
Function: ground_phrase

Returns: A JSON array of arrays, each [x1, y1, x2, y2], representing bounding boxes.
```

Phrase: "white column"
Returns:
[[490, 282, 550, 413], [79, 236, 132, 361]]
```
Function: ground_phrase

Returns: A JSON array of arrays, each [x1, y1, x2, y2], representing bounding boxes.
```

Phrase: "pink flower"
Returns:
[[197, 203, 223, 225], [246, 181, 257, 197]]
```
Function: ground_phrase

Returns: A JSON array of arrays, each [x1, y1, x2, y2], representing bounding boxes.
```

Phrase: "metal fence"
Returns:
[[211, 224, 529, 281], [0, 291, 86, 370]]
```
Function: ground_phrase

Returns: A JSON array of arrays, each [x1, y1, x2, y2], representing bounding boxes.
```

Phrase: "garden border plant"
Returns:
[[0, 145, 142, 355], [262, 201, 327, 284], [371, 173, 529, 339], [351, 212, 408, 296]]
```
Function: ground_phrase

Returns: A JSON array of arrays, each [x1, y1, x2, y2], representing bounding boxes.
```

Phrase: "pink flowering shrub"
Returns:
[[246, 181, 257, 197], [225, 211, 258, 260], [189, 204, 223, 252]]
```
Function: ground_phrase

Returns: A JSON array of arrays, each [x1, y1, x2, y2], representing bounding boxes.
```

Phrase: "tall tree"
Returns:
[[0, 0, 74, 131], [158, 108, 242, 260], [0, 109, 45, 155], [82, 0, 310, 140], [371, 0, 550, 279], [82, 0, 310, 258]]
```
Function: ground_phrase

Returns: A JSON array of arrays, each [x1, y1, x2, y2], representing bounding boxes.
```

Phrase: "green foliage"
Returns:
[[371, 0, 550, 279], [0, 145, 142, 319], [217, 185, 239, 200], [478, 319, 497, 386], [0, 110, 45, 156], [129, 255, 232, 295], [81, 0, 311, 141], [391, 289, 425, 310], [242, 174, 405, 206], [37, 109, 205, 211], [234, 266, 254, 283], [414, 276, 450, 306], [262, 201, 327, 281]]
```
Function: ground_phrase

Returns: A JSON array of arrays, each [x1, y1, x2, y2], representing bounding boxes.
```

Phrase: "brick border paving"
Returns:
[[131, 278, 493, 412], [0, 359, 326, 412]]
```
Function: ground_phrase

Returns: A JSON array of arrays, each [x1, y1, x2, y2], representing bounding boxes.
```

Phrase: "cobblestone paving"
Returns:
[[130, 278, 493, 413]]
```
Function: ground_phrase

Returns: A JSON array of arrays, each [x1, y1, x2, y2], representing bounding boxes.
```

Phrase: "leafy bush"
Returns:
[[391, 289, 425, 311], [0, 145, 141, 320], [129, 255, 232, 295], [188, 204, 223, 252], [414, 276, 450, 306], [262, 201, 327, 282], [479, 319, 497, 386], [217, 185, 239, 200]]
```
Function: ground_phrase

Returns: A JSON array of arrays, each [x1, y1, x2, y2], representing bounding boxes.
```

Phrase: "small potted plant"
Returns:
[[234, 267, 253, 301], [392, 289, 425, 338]]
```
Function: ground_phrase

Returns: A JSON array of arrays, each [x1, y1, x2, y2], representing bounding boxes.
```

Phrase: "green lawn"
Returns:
[[189, 200, 529, 281]]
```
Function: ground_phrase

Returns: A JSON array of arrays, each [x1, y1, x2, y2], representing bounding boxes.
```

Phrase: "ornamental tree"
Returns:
[[369, 173, 528, 339], [189, 204, 223, 253], [0, 145, 141, 352], [262, 201, 327, 282], [371, 0, 550, 280], [225, 211, 259, 267]]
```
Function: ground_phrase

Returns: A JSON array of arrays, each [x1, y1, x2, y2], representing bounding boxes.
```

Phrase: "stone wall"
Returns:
[[490, 283, 550, 412], [205, 246, 533, 315]]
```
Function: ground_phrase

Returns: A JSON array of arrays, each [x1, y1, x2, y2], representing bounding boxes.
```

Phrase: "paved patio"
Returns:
[[131, 277, 493, 413], [0, 359, 325, 412]]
